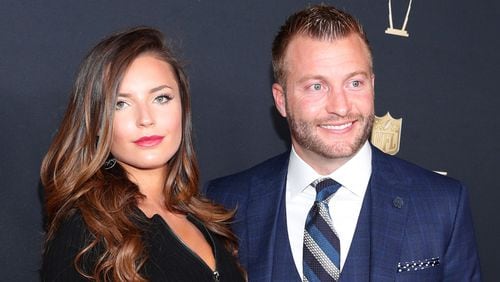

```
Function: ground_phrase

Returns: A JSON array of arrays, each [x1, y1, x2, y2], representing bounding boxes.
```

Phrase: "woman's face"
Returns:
[[110, 54, 182, 175]]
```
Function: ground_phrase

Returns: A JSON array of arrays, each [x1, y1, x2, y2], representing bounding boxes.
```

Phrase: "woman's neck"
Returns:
[[121, 163, 168, 206]]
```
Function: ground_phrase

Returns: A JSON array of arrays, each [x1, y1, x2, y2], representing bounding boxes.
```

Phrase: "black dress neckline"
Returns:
[[135, 208, 221, 280]]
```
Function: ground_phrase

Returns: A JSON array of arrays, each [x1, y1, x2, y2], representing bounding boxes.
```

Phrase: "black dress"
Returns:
[[42, 210, 245, 281]]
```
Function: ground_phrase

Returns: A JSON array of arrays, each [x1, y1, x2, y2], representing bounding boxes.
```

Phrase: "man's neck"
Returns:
[[292, 147, 355, 175]]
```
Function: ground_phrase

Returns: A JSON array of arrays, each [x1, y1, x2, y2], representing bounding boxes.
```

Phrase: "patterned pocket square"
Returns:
[[397, 257, 440, 272]]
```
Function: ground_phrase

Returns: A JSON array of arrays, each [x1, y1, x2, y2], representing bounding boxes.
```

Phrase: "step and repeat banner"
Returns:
[[1, 0, 498, 280]]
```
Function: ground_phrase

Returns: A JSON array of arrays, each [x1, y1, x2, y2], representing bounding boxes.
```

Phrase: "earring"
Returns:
[[104, 158, 116, 170]]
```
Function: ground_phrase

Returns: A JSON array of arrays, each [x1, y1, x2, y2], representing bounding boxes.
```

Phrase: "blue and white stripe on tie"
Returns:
[[303, 178, 341, 281]]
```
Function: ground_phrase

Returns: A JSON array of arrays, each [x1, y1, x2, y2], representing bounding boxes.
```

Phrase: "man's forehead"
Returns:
[[283, 34, 372, 70]]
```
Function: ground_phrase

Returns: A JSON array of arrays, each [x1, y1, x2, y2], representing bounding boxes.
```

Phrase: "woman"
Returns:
[[41, 27, 245, 281]]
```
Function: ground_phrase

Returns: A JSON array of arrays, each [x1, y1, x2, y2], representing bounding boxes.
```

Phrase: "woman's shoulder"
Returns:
[[42, 211, 95, 281], [50, 211, 91, 246]]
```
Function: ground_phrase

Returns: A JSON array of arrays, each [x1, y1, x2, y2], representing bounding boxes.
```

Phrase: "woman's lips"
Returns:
[[133, 135, 164, 147]]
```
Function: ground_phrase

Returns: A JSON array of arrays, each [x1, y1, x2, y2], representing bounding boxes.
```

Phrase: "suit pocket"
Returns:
[[396, 266, 441, 281], [396, 258, 441, 281]]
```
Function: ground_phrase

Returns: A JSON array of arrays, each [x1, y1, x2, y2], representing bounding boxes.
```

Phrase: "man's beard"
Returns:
[[287, 113, 374, 160]]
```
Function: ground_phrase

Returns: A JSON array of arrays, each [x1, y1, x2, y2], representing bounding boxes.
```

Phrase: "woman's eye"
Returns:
[[115, 101, 128, 110], [155, 95, 172, 104]]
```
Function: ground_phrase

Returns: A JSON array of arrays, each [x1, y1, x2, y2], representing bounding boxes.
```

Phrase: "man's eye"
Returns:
[[351, 80, 361, 87], [313, 83, 322, 90]]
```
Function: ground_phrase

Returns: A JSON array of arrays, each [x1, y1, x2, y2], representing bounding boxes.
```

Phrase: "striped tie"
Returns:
[[303, 178, 341, 282]]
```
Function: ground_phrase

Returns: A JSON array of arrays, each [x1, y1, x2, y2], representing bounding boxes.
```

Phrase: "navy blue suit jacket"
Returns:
[[204, 146, 481, 281]]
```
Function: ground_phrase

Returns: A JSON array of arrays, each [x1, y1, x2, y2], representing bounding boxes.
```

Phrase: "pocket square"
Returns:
[[397, 257, 440, 272]]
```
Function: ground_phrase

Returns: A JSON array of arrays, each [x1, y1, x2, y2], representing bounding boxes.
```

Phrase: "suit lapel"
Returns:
[[339, 182, 372, 281], [369, 147, 411, 281]]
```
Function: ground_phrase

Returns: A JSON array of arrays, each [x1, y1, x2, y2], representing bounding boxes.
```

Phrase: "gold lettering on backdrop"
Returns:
[[385, 0, 413, 37], [371, 112, 402, 155]]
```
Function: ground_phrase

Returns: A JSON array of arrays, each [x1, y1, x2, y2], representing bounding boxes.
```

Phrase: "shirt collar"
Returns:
[[287, 141, 372, 198]]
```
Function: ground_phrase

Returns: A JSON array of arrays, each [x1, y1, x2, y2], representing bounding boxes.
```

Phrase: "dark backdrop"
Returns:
[[1, 1, 498, 281]]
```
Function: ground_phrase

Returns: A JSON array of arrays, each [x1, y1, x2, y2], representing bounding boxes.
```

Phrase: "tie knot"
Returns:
[[314, 178, 341, 202]]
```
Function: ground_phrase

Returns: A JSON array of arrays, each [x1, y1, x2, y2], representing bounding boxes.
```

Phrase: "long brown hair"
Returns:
[[41, 27, 238, 281]]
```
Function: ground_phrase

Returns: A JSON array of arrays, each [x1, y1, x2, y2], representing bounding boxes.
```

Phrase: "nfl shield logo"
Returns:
[[370, 112, 402, 155]]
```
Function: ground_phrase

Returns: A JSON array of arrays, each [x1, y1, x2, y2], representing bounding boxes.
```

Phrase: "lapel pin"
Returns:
[[393, 197, 404, 209]]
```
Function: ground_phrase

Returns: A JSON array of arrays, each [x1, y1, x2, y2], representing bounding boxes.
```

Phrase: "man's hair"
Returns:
[[272, 4, 371, 86]]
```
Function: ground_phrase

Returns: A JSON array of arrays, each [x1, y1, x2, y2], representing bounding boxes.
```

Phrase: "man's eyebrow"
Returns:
[[295, 71, 371, 84], [296, 75, 328, 84], [345, 71, 371, 79]]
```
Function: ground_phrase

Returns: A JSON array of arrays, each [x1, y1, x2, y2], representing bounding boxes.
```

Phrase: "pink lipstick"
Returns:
[[134, 135, 164, 147]]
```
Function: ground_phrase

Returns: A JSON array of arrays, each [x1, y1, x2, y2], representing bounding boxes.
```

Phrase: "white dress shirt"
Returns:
[[285, 141, 372, 277]]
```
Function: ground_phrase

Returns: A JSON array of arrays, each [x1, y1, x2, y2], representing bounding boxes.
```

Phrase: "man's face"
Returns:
[[272, 34, 375, 173]]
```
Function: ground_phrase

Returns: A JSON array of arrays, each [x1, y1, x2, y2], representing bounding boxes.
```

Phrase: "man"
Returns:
[[205, 5, 481, 281]]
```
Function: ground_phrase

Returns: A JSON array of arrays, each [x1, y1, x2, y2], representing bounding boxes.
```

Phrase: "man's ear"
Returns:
[[272, 83, 287, 118]]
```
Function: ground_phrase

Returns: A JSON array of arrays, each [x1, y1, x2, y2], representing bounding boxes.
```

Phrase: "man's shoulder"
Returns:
[[372, 146, 462, 189], [203, 152, 289, 201], [208, 152, 289, 186]]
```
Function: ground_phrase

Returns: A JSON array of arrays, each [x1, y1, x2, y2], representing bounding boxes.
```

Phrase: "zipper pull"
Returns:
[[213, 270, 220, 281]]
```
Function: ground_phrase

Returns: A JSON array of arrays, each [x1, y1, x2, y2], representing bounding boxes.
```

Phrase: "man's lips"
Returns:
[[319, 121, 354, 131], [133, 135, 164, 147]]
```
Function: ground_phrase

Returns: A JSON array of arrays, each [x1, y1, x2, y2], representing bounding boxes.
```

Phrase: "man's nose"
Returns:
[[325, 89, 350, 116]]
